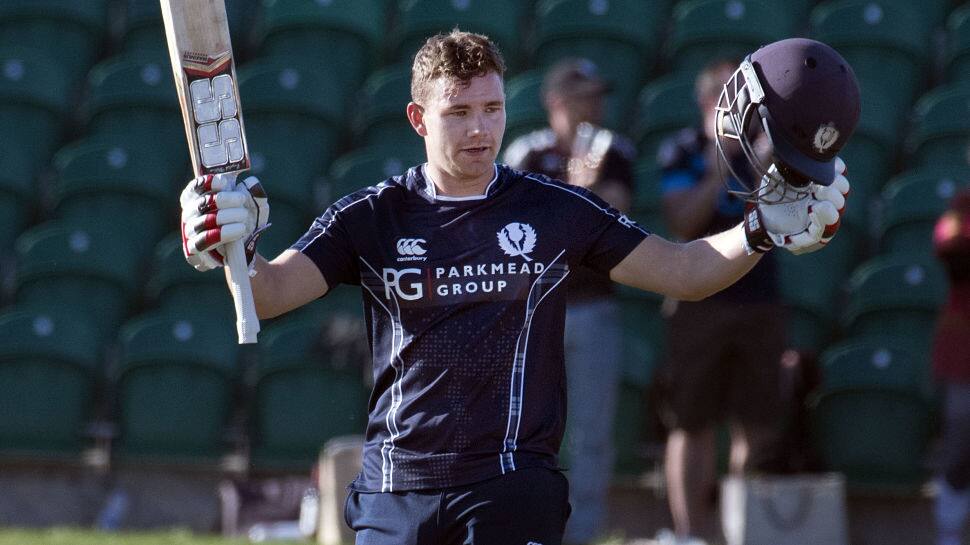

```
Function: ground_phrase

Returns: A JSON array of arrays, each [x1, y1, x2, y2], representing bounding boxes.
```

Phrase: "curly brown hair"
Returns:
[[410, 29, 506, 105]]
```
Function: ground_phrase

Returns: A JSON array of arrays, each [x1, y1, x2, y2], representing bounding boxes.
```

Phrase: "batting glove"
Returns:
[[743, 157, 849, 255], [179, 172, 270, 272]]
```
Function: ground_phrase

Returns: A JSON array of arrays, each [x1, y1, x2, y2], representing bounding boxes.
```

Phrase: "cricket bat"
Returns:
[[160, 0, 259, 343]]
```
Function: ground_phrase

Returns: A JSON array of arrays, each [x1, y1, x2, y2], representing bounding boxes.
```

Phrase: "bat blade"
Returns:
[[160, 0, 250, 176], [161, 0, 259, 344]]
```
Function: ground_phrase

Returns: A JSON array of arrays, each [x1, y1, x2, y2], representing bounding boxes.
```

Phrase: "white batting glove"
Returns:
[[743, 158, 849, 255], [179, 172, 270, 272]]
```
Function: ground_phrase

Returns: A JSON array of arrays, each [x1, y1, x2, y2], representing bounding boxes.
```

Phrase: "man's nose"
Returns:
[[469, 113, 489, 136]]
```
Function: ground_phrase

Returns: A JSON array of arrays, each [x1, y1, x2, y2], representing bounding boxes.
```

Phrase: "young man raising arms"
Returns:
[[178, 32, 857, 545]]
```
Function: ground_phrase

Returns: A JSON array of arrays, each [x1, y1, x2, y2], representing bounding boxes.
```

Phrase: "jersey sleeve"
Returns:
[[574, 187, 650, 274], [290, 201, 361, 287]]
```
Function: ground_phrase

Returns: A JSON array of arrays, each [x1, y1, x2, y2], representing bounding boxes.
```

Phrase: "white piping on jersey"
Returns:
[[499, 248, 569, 474], [422, 163, 499, 201], [300, 183, 396, 252], [358, 257, 407, 493], [523, 174, 650, 236]]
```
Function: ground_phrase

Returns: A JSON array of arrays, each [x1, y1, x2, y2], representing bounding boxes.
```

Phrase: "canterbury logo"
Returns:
[[396, 238, 427, 256], [497, 222, 537, 262]]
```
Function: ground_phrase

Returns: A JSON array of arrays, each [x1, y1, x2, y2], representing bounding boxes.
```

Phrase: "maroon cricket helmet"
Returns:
[[715, 38, 861, 202]]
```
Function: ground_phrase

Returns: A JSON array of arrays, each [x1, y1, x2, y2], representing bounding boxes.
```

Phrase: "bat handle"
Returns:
[[226, 240, 259, 343], [224, 174, 259, 344]]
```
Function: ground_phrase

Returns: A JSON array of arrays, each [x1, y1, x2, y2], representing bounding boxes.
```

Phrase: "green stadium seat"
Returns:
[[325, 145, 425, 203], [120, 0, 168, 60], [631, 72, 699, 163], [906, 84, 970, 169], [122, 0, 260, 60], [353, 63, 422, 150], [667, 0, 793, 76], [811, 0, 931, 115], [946, 4, 970, 84], [0, 0, 109, 84], [503, 70, 547, 146], [840, 83, 897, 183], [144, 232, 235, 321], [775, 231, 860, 352], [0, 196, 22, 254], [249, 316, 368, 470], [842, 254, 949, 356], [0, 308, 103, 458], [114, 311, 239, 462], [129, 0, 260, 52], [0, 47, 72, 249], [224, 0, 264, 51], [875, 0, 951, 34], [248, 148, 316, 212], [257, 0, 383, 94], [245, 148, 315, 258], [632, 157, 665, 214], [820, 339, 930, 392], [834, 85, 898, 235], [877, 167, 970, 255], [15, 221, 140, 341], [534, 0, 670, 130], [392, 0, 523, 66], [810, 338, 934, 492], [238, 59, 347, 177], [83, 55, 185, 164], [50, 135, 184, 254], [260, 202, 312, 259]]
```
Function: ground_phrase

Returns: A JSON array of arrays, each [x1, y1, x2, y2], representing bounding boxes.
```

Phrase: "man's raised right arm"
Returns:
[[246, 250, 329, 320], [180, 173, 331, 321]]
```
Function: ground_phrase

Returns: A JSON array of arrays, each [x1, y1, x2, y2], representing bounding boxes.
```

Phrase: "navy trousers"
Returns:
[[345, 467, 571, 545]]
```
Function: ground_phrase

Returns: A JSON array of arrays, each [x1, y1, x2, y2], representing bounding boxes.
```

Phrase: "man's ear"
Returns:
[[407, 102, 428, 137]]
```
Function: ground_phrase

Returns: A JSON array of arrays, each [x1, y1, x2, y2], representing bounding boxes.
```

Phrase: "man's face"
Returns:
[[409, 72, 506, 185]]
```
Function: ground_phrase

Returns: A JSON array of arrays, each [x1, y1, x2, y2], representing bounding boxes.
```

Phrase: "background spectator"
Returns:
[[932, 186, 970, 545], [652, 59, 787, 545]]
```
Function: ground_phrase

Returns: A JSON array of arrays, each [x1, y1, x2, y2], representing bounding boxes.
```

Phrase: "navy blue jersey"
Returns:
[[292, 163, 649, 493]]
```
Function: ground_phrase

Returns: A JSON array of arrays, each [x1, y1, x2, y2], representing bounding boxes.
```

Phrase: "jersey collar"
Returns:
[[419, 163, 501, 202]]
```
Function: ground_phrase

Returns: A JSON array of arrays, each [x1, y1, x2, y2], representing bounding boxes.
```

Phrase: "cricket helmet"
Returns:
[[715, 38, 861, 203]]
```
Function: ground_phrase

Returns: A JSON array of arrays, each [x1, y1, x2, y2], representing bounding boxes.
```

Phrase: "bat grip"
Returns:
[[226, 240, 259, 343], [224, 174, 259, 344]]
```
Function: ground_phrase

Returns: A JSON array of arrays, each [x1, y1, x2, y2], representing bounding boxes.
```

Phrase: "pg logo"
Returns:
[[382, 268, 424, 301]]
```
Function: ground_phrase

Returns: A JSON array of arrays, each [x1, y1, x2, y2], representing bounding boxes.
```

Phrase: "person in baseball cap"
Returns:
[[541, 57, 614, 99]]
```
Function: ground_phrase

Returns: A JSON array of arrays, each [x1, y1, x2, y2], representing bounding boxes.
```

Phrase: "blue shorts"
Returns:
[[345, 467, 571, 545]]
